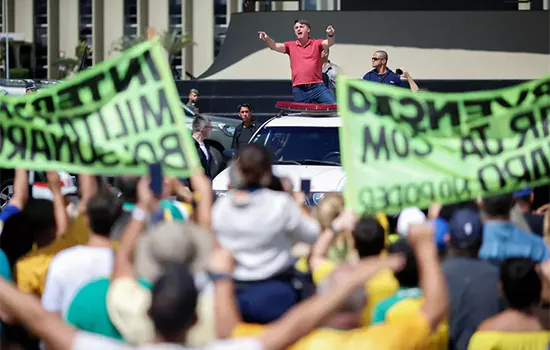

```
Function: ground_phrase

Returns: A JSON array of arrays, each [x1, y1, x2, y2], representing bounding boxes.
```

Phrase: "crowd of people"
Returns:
[[0, 141, 547, 350], [0, 16, 546, 350]]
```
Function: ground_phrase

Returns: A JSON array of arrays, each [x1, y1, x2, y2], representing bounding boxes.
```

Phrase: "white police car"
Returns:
[[212, 102, 345, 206]]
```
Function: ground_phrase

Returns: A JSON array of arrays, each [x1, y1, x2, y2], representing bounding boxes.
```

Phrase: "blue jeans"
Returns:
[[292, 83, 337, 104], [235, 267, 314, 324]]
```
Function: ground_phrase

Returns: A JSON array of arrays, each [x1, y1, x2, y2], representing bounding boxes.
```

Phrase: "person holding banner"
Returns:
[[258, 20, 337, 104]]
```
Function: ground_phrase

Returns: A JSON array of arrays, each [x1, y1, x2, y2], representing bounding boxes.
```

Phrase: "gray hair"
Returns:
[[375, 50, 388, 61], [192, 115, 210, 133]]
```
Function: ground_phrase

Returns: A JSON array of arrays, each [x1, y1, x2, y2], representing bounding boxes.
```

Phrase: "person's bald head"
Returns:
[[317, 264, 366, 313]]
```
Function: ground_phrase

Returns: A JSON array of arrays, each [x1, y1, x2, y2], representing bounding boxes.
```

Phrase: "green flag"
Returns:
[[337, 75, 550, 214], [0, 38, 200, 177]]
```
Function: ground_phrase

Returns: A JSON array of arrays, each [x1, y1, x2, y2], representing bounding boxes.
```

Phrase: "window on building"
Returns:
[[258, 1, 272, 11], [214, 0, 227, 25], [214, 0, 227, 57], [34, 0, 48, 78], [303, 0, 317, 10], [124, 0, 137, 39], [0, 0, 4, 33], [169, 0, 182, 78], [79, 0, 93, 67]]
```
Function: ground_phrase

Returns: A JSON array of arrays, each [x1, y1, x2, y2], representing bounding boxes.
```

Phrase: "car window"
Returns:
[[251, 126, 340, 164]]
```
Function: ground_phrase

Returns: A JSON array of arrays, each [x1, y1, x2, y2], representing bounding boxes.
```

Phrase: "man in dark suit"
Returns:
[[191, 115, 213, 178]]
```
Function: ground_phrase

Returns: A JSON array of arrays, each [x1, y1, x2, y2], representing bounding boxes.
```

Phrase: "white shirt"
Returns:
[[199, 141, 209, 160], [212, 189, 320, 281], [41, 245, 114, 317], [72, 332, 263, 350]]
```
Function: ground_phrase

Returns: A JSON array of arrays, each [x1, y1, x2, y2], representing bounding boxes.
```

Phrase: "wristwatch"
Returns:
[[328, 34, 334, 37], [208, 272, 232, 282]]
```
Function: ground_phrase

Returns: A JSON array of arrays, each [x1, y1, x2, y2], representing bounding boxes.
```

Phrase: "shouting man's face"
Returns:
[[294, 22, 310, 41]]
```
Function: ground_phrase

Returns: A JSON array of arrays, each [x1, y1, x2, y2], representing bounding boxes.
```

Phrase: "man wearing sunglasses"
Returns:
[[362, 50, 401, 87]]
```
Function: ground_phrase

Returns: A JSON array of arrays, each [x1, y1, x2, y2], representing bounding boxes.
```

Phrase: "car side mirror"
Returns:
[[223, 149, 236, 160]]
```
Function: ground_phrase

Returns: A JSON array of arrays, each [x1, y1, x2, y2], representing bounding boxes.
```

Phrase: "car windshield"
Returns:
[[251, 126, 340, 165]]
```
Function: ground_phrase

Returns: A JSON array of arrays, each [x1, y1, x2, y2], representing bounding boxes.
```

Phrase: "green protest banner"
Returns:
[[337, 75, 550, 214], [0, 38, 200, 177]]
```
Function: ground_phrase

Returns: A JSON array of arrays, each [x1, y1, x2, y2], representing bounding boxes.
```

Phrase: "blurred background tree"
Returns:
[[54, 41, 93, 78], [110, 29, 193, 79]]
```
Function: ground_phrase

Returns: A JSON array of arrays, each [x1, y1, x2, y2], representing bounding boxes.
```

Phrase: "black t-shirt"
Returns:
[[237, 126, 255, 150], [524, 212, 544, 236]]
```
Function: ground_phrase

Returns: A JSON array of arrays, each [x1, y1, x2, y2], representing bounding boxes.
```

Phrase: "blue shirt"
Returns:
[[0, 204, 21, 235], [479, 221, 550, 264], [362, 69, 401, 87]]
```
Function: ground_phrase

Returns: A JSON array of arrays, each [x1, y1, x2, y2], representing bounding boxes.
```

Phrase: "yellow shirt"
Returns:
[[15, 214, 90, 296], [312, 260, 399, 325], [233, 309, 431, 350], [468, 331, 550, 350], [375, 212, 390, 246], [385, 297, 448, 350]]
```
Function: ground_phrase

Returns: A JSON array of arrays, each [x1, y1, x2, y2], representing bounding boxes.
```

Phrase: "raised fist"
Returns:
[[258, 31, 269, 41]]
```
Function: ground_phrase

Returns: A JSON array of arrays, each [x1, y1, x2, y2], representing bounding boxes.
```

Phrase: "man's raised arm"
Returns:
[[322, 26, 335, 49], [258, 31, 286, 53]]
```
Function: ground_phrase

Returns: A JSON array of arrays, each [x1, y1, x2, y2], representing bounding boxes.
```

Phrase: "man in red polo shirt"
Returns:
[[258, 19, 336, 104]]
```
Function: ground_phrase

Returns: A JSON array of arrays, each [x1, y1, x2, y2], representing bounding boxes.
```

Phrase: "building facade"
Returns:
[[0, 0, 214, 79], [0, 0, 341, 79]]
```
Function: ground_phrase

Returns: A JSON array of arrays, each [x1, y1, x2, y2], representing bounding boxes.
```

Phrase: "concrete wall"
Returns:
[[14, 0, 33, 43], [147, 0, 169, 33], [191, 0, 214, 77], [58, 0, 79, 62], [6, 0, 216, 78], [4, 0, 14, 33], [103, 0, 123, 59], [201, 11, 550, 80]]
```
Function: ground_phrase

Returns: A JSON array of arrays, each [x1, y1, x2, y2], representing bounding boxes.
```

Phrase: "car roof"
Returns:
[[264, 116, 341, 127]]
